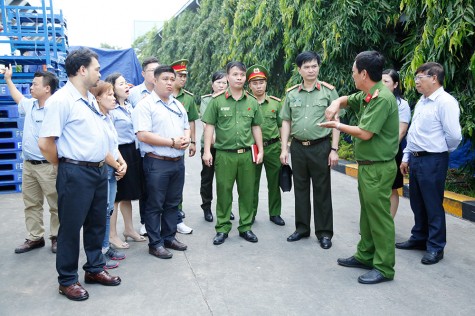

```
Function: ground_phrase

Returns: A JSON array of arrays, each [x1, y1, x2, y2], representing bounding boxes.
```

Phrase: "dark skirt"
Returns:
[[115, 142, 143, 201], [392, 143, 404, 190]]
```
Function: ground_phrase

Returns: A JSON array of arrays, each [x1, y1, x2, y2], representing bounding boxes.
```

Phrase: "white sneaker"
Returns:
[[140, 224, 147, 236], [177, 222, 193, 234]]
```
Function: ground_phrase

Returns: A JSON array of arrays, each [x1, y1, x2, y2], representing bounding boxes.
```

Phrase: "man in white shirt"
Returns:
[[397, 62, 462, 265]]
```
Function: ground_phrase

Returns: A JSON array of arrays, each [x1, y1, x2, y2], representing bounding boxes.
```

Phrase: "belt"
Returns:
[[293, 136, 329, 146], [219, 147, 251, 154], [60, 158, 105, 168], [263, 137, 280, 147], [26, 160, 49, 165], [146, 152, 182, 161], [411, 151, 447, 157], [357, 159, 393, 165]]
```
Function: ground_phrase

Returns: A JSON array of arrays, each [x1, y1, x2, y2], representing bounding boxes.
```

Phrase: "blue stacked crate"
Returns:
[[0, 0, 68, 194]]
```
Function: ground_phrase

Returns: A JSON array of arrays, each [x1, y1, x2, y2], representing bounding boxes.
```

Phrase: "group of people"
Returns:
[[1, 46, 462, 300]]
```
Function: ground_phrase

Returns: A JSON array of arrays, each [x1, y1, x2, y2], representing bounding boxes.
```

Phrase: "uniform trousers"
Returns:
[[252, 141, 281, 218], [22, 161, 59, 240], [143, 156, 184, 247], [355, 161, 396, 279], [408, 152, 448, 252], [290, 140, 333, 238], [56, 162, 107, 286], [200, 147, 216, 212], [215, 150, 255, 233]]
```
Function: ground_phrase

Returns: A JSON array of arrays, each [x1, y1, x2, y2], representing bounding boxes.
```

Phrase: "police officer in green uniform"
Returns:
[[321, 51, 399, 284], [280, 51, 340, 249], [202, 61, 264, 245], [171, 59, 199, 234], [246, 65, 285, 226]]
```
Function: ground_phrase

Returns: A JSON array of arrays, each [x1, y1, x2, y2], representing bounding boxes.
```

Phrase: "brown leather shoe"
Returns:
[[59, 282, 89, 301], [84, 270, 121, 286], [14, 238, 45, 253], [51, 237, 57, 254], [149, 245, 173, 259], [164, 238, 187, 251]]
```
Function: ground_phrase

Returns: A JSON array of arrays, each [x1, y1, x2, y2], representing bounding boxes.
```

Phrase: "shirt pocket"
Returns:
[[217, 108, 234, 126], [240, 110, 255, 125], [309, 99, 328, 121]]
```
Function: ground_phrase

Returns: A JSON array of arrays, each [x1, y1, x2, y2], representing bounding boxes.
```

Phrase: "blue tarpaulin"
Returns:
[[450, 139, 475, 169], [70, 46, 143, 86]]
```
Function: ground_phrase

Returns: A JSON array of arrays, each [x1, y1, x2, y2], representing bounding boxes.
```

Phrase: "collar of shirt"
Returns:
[[65, 81, 104, 117], [224, 88, 247, 101], [139, 82, 152, 95], [298, 81, 321, 92], [151, 91, 178, 107], [257, 94, 271, 105], [421, 86, 444, 103]]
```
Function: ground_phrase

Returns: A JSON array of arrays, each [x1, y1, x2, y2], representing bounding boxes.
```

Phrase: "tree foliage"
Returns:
[[132, 0, 475, 143]]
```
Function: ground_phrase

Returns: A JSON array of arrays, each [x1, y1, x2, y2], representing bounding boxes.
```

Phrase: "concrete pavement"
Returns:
[[1, 132, 475, 315]]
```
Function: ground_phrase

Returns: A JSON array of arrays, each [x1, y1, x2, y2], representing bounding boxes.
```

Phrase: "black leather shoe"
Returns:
[[287, 231, 310, 242], [318, 237, 332, 249], [239, 230, 258, 243], [178, 210, 186, 219], [164, 238, 187, 251], [203, 209, 213, 222], [337, 256, 372, 269], [358, 269, 392, 284], [213, 232, 228, 245], [395, 239, 426, 250], [270, 215, 285, 226], [230, 212, 235, 220], [149, 246, 173, 259], [421, 250, 444, 265]]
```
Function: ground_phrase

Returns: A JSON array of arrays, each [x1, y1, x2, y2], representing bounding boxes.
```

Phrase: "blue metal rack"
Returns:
[[0, 0, 67, 193]]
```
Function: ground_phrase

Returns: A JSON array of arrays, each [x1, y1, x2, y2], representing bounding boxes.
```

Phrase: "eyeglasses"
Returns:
[[145, 68, 157, 73], [414, 75, 433, 81]]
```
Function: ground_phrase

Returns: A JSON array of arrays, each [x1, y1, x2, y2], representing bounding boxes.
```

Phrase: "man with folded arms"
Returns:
[[321, 51, 399, 284], [396, 62, 461, 265], [132, 65, 190, 259], [3, 65, 60, 254], [39, 48, 121, 301]]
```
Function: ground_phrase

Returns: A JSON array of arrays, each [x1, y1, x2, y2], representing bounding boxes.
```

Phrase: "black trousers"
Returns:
[[200, 147, 216, 211], [143, 156, 184, 247], [56, 162, 107, 286], [290, 140, 333, 239]]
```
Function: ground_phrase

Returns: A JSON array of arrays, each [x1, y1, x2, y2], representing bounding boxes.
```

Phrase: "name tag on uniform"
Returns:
[[221, 107, 230, 111]]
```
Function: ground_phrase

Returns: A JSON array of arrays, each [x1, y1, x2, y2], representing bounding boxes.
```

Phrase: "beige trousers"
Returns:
[[21, 161, 59, 240]]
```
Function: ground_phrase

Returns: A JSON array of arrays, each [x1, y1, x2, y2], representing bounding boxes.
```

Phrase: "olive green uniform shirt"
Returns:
[[259, 94, 282, 141], [175, 88, 199, 122], [202, 89, 263, 150], [200, 94, 212, 147], [280, 81, 339, 140], [347, 81, 399, 161]]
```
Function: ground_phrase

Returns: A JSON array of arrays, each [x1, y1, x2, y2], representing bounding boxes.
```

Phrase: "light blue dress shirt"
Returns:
[[398, 98, 411, 124], [128, 82, 152, 108], [104, 115, 119, 160], [132, 92, 190, 158], [403, 87, 462, 162], [18, 98, 46, 160], [110, 101, 136, 145], [39, 81, 109, 162]]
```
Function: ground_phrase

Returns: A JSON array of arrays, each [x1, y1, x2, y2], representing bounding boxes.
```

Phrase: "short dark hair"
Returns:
[[65, 48, 99, 77], [382, 69, 402, 99], [354, 51, 384, 82], [34, 71, 59, 94], [226, 61, 246, 74], [415, 62, 444, 85], [296, 51, 321, 68], [211, 71, 226, 83], [154, 65, 175, 78], [142, 57, 159, 70]]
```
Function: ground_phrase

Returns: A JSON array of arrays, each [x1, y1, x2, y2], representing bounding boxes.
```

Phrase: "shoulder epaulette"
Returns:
[[212, 90, 226, 98], [286, 84, 300, 92], [245, 91, 256, 99], [269, 95, 282, 102], [201, 94, 212, 98], [320, 81, 335, 90], [183, 89, 194, 96]]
